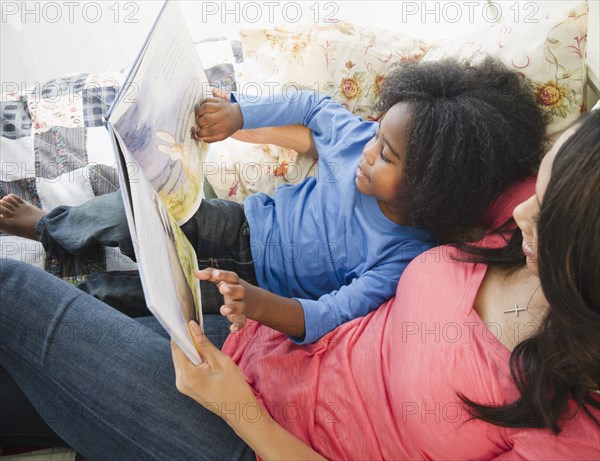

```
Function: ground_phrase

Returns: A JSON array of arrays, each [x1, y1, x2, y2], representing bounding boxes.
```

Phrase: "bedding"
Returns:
[[0, 1, 596, 283], [205, 0, 591, 202], [0, 38, 241, 281]]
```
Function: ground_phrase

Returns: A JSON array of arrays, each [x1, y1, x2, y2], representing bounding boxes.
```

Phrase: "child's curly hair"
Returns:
[[376, 57, 545, 243]]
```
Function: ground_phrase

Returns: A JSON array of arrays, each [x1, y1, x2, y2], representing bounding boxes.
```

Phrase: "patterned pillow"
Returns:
[[238, 22, 430, 119], [206, 22, 430, 202], [207, 4, 589, 201], [422, 1, 589, 146]]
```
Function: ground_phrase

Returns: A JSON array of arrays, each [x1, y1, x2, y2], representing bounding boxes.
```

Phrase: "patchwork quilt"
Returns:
[[0, 38, 242, 282]]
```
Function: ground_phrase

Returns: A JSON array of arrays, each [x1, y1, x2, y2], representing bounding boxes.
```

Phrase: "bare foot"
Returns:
[[0, 194, 47, 240]]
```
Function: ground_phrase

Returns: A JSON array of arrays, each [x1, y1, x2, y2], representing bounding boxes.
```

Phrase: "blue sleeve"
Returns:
[[292, 258, 410, 344], [232, 91, 364, 149]]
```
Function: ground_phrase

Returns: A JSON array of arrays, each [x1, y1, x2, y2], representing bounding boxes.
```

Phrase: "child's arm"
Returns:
[[197, 260, 411, 343], [194, 98, 318, 158], [197, 90, 318, 158], [196, 260, 405, 343], [231, 125, 318, 160], [196, 268, 307, 340], [194, 90, 363, 157]]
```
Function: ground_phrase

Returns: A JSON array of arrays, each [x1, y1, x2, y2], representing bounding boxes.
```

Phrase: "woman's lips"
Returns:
[[522, 239, 536, 258]]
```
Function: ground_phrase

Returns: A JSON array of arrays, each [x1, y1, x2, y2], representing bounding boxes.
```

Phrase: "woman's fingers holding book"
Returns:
[[187, 321, 220, 359], [173, 321, 261, 422], [171, 322, 245, 406]]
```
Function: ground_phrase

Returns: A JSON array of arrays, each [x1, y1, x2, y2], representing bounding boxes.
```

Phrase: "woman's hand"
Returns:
[[171, 321, 326, 460], [192, 91, 243, 143], [196, 268, 251, 331], [171, 321, 259, 422]]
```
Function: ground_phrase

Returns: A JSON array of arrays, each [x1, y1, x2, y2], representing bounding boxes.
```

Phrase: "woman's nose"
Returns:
[[513, 196, 535, 235]]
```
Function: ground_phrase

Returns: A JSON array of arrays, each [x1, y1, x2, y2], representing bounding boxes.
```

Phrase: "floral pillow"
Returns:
[[207, 2, 590, 201], [422, 1, 588, 146], [204, 140, 317, 203], [237, 22, 429, 119], [206, 22, 430, 202]]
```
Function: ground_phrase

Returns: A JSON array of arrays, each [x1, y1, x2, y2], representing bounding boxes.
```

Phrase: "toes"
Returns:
[[0, 203, 13, 216], [1, 195, 18, 208], [1, 200, 14, 210], [8, 194, 25, 205]]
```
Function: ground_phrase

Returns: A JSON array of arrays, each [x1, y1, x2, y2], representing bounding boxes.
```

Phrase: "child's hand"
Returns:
[[195, 268, 248, 331], [192, 93, 243, 143]]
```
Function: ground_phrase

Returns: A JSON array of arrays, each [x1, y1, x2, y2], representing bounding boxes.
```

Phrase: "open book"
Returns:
[[105, 0, 209, 364]]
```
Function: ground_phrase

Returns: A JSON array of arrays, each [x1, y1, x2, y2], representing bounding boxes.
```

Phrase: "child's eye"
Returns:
[[380, 150, 391, 163]]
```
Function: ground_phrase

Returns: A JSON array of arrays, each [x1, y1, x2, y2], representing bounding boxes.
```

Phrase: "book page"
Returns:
[[114, 128, 203, 364], [109, 0, 209, 225]]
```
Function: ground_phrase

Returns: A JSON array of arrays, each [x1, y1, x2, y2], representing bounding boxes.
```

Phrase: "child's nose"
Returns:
[[363, 144, 376, 165]]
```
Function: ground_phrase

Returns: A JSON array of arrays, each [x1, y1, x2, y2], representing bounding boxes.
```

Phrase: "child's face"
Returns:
[[355, 102, 410, 210]]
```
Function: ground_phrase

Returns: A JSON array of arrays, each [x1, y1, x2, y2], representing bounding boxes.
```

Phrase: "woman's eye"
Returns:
[[380, 151, 390, 163]]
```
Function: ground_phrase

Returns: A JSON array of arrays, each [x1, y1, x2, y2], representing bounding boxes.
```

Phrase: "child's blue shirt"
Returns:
[[235, 91, 436, 343]]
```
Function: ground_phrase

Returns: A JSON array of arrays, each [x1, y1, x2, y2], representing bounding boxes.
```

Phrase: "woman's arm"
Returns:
[[171, 321, 325, 461]]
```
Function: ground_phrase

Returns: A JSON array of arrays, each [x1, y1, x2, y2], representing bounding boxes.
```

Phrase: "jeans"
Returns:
[[0, 259, 255, 460], [36, 191, 258, 315]]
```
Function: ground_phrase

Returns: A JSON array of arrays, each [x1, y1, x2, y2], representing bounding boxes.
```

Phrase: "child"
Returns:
[[0, 58, 545, 343]]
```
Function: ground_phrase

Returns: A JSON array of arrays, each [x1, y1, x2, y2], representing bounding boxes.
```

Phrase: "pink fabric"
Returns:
[[222, 179, 600, 460]]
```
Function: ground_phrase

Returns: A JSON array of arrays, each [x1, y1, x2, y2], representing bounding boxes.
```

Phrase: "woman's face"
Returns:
[[512, 125, 578, 276]]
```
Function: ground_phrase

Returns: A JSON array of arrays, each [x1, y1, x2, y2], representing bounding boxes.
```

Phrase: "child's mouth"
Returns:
[[356, 165, 369, 182]]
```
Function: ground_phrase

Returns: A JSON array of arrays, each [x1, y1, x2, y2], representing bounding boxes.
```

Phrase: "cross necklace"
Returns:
[[503, 286, 541, 317]]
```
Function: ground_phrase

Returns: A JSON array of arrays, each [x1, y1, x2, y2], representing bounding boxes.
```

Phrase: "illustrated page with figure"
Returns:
[[107, 0, 210, 225], [106, 0, 207, 364]]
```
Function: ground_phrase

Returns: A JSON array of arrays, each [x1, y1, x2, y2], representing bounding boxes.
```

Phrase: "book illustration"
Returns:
[[152, 192, 202, 323], [109, 0, 209, 225], [106, 0, 208, 363]]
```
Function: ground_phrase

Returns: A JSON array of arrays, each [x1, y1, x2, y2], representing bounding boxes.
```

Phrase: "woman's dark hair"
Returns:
[[461, 110, 600, 433], [376, 57, 545, 243]]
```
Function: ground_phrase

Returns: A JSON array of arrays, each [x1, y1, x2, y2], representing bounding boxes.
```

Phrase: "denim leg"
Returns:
[[36, 192, 148, 315], [36, 195, 257, 315], [35, 191, 136, 261], [0, 366, 67, 447], [0, 259, 254, 461], [76, 271, 149, 318], [181, 199, 258, 314], [0, 314, 234, 448]]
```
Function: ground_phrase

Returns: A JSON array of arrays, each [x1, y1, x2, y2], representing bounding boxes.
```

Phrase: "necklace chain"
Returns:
[[503, 285, 541, 317]]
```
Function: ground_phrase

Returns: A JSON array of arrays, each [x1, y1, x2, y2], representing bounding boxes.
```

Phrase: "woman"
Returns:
[[1, 114, 598, 459]]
